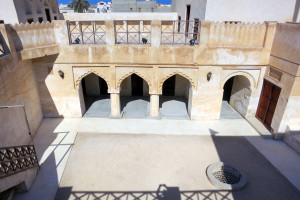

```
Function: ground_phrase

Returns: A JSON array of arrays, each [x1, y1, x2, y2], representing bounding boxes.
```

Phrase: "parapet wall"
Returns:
[[10, 22, 56, 51], [206, 22, 267, 47]]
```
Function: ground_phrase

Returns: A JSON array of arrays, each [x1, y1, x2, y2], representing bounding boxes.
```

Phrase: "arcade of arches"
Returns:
[[75, 67, 265, 122]]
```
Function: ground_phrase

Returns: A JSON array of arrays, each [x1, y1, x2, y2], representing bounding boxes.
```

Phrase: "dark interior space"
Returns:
[[162, 75, 176, 96], [45, 8, 51, 22], [82, 74, 109, 111], [222, 77, 234, 102], [131, 74, 143, 96]]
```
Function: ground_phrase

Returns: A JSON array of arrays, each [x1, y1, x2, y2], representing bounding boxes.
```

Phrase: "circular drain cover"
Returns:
[[206, 162, 247, 190]]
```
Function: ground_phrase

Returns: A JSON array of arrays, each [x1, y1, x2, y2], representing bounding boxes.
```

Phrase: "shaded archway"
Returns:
[[79, 73, 110, 117], [160, 74, 192, 119], [120, 73, 150, 118], [221, 75, 252, 119]]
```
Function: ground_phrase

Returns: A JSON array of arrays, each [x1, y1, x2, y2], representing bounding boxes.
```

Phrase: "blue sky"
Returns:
[[58, 0, 172, 5]]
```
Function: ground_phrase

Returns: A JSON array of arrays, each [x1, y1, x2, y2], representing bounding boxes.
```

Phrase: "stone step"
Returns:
[[283, 125, 300, 154], [245, 117, 273, 139]]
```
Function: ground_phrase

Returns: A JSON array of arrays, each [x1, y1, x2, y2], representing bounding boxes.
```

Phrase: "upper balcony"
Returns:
[[0, 19, 277, 65]]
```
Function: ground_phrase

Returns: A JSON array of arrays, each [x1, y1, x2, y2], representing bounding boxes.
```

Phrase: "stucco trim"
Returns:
[[158, 71, 196, 94], [75, 70, 111, 91], [116, 71, 152, 91], [220, 71, 256, 90]]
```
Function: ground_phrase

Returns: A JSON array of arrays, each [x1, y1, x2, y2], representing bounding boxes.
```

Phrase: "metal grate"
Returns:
[[213, 166, 241, 184], [68, 21, 106, 45], [0, 145, 39, 179], [115, 20, 151, 44], [207, 162, 247, 190], [161, 20, 200, 45]]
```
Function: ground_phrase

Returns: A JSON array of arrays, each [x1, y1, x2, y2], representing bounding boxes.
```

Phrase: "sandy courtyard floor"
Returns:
[[55, 133, 300, 200]]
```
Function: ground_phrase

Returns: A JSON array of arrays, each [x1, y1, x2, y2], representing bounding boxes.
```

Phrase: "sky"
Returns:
[[57, 0, 172, 5]]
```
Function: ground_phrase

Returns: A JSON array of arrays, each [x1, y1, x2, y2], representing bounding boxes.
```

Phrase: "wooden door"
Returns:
[[256, 80, 281, 130]]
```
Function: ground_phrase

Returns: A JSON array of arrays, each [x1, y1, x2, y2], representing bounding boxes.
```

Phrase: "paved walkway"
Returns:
[[13, 117, 300, 200], [220, 101, 243, 119], [14, 118, 80, 200]]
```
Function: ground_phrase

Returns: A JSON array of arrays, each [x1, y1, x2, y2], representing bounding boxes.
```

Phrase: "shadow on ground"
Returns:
[[53, 132, 300, 200], [55, 186, 231, 200]]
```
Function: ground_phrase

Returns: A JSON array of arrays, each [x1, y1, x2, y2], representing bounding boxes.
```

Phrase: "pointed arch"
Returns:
[[220, 71, 256, 90], [159, 71, 196, 94], [117, 71, 151, 91], [75, 70, 110, 91]]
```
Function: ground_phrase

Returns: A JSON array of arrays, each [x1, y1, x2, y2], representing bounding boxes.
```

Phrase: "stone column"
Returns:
[[150, 94, 160, 118], [110, 93, 121, 118]]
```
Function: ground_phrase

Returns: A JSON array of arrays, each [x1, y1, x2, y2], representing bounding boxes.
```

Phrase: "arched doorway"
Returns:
[[80, 73, 110, 117], [120, 73, 150, 118], [160, 74, 192, 119], [221, 75, 252, 119]]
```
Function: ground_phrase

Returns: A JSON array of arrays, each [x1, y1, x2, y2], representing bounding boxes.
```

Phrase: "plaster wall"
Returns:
[[120, 75, 150, 96], [172, 0, 207, 21], [0, 54, 42, 192], [85, 73, 100, 96], [175, 74, 190, 99], [205, 0, 298, 23], [0, 0, 19, 24], [0, 0, 60, 24], [0, 56, 42, 144], [229, 76, 252, 117], [265, 23, 300, 134], [4, 20, 274, 120], [270, 23, 300, 65], [143, 79, 150, 96], [120, 76, 132, 96], [32, 57, 82, 117], [280, 77, 300, 129]]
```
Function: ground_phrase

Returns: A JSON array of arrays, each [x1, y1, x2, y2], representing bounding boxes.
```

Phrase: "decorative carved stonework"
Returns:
[[158, 71, 196, 93], [269, 68, 282, 82], [0, 145, 39, 179], [116, 71, 151, 90], [75, 70, 110, 90]]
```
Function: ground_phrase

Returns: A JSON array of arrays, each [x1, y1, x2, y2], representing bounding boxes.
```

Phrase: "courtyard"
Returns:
[[1, 2, 300, 199], [13, 114, 300, 200]]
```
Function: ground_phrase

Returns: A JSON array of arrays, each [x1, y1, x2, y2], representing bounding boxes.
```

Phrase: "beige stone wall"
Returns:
[[84, 73, 101, 96], [120, 76, 132, 96], [205, 0, 298, 23], [265, 23, 300, 134], [175, 74, 190, 99], [33, 59, 82, 117], [0, 50, 42, 194], [229, 76, 252, 117], [0, 55, 42, 144], [173, 0, 299, 23], [0, 24, 43, 193], [34, 21, 273, 119], [1, 20, 278, 121], [0, 0, 61, 24], [207, 22, 267, 47]]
